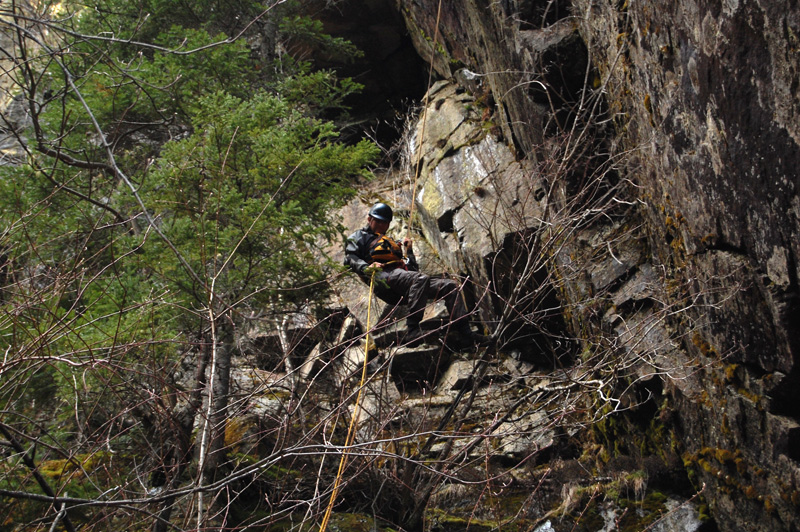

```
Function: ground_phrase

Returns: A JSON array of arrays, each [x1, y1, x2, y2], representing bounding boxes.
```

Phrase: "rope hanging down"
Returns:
[[318, 272, 376, 532], [319, 2, 444, 529]]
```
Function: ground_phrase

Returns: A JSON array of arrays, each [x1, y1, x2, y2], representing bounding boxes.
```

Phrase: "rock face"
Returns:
[[386, 1, 799, 531], [409, 81, 547, 289]]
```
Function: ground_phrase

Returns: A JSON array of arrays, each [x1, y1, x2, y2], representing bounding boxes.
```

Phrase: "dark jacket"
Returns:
[[344, 226, 418, 284]]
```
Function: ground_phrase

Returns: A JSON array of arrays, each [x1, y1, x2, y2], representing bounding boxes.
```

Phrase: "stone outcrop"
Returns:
[[382, 1, 800, 531], [575, 3, 800, 531], [212, 1, 797, 529], [409, 80, 548, 288]]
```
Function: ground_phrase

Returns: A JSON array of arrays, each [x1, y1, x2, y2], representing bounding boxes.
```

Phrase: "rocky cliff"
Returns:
[[316, 1, 799, 530], [5, 0, 798, 529]]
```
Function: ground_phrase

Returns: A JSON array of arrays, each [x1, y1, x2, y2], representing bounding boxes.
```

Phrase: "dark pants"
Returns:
[[373, 268, 467, 328]]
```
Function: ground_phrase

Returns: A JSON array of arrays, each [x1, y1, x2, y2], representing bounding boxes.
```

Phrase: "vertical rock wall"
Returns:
[[572, 1, 800, 530], [395, 0, 800, 530]]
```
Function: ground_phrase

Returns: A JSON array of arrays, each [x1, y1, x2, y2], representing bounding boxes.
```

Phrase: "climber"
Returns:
[[344, 202, 489, 349]]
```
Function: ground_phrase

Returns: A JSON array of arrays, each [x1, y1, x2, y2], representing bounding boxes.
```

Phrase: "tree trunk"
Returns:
[[205, 317, 234, 480]]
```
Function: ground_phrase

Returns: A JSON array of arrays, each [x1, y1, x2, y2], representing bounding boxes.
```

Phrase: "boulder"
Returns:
[[410, 81, 548, 287]]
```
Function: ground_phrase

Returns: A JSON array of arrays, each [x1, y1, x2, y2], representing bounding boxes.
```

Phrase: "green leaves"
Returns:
[[278, 13, 364, 63], [141, 88, 378, 307], [0, 4, 378, 520], [276, 69, 365, 117], [1, 0, 377, 353]]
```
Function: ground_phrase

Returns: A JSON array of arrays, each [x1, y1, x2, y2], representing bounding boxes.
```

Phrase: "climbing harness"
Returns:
[[369, 233, 404, 264], [319, 2, 445, 529], [318, 271, 377, 532]]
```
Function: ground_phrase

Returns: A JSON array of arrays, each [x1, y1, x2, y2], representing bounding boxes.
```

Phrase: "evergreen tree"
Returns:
[[0, 0, 377, 528]]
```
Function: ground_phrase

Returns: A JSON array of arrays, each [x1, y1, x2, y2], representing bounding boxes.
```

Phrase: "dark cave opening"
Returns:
[[517, 0, 572, 30], [309, 1, 430, 153]]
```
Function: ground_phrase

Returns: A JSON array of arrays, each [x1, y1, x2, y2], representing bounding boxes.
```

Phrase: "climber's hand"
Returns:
[[364, 263, 382, 276]]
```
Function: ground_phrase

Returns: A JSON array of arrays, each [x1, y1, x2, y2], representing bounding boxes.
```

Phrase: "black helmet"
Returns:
[[368, 202, 393, 222]]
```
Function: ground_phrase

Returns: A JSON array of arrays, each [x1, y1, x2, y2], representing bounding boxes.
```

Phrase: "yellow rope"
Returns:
[[319, 3, 444, 527], [318, 272, 376, 532], [407, 0, 444, 242]]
